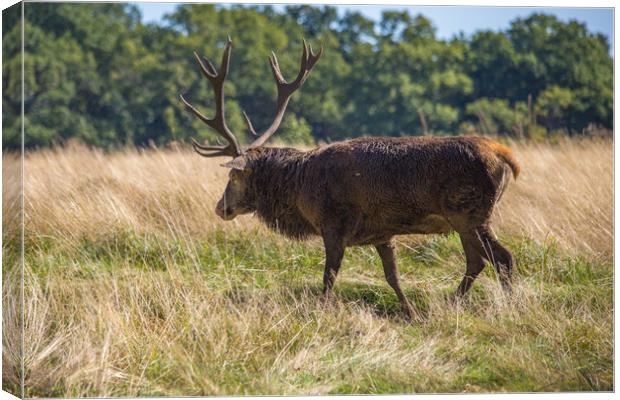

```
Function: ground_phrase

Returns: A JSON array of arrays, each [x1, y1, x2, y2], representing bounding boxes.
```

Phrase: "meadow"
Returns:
[[2, 137, 613, 396]]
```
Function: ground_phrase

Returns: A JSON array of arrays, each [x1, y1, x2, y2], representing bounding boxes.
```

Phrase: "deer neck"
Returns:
[[248, 147, 314, 239]]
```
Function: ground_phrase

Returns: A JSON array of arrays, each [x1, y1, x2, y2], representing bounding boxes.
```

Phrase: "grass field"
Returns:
[[2, 138, 613, 396]]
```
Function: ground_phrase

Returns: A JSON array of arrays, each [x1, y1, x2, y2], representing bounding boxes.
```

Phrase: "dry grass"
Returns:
[[495, 139, 613, 257], [2, 138, 613, 396], [9, 138, 613, 256]]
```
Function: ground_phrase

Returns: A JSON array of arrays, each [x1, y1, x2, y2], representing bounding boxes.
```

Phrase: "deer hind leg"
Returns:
[[375, 242, 415, 320], [480, 230, 513, 293], [455, 231, 487, 297], [456, 226, 513, 296], [443, 184, 512, 296]]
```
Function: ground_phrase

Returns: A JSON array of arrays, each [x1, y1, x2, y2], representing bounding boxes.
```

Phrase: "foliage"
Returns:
[[465, 98, 528, 136], [2, 4, 613, 149]]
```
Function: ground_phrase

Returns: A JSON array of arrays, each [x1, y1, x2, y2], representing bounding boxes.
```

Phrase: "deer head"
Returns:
[[180, 37, 322, 220]]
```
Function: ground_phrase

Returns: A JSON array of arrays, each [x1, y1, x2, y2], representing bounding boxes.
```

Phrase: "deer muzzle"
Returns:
[[215, 202, 236, 220]]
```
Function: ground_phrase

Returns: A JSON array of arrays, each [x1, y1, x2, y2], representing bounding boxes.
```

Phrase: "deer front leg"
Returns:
[[375, 242, 415, 320], [322, 230, 345, 296]]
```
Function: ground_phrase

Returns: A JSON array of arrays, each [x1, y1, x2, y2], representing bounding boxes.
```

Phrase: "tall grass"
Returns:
[[495, 139, 612, 257], [2, 138, 613, 396], [12, 138, 613, 255]]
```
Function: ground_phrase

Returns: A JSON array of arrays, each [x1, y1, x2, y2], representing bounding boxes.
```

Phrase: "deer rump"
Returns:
[[261, 136, 517, 247]]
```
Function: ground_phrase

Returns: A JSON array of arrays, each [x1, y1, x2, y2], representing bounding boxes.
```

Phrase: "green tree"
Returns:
[[465, 98, 528, 136], [2, 4, 613, 149]]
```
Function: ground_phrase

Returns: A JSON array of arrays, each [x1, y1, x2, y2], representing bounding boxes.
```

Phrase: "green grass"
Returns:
[[4, 228, 612, 397]]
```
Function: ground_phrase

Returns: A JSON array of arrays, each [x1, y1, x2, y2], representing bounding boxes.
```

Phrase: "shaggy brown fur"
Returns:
[[216, 135, 520, 319]]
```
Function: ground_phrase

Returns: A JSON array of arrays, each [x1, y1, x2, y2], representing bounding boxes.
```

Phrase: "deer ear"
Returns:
[[220, 156, 248, 171]]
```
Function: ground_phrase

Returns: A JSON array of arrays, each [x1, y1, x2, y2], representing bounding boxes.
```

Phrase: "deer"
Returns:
[[180, 38, 520, 320]]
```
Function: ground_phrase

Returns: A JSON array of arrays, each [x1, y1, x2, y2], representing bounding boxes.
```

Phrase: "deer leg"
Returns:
[[455, 231, 487, 297], [479, 230, 514, 293], [322, 232, 345, 296], [375, 242, 414, 319], [457, 227, 513, 296]]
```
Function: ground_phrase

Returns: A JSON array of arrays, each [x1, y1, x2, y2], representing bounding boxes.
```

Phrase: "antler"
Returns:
[[180, 38, 243, 158], [246, 39, 323, 148], [181, 38, 322, 157]]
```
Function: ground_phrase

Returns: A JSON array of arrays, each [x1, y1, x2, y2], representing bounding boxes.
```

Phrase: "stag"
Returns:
[[180, 38, 520, 319]]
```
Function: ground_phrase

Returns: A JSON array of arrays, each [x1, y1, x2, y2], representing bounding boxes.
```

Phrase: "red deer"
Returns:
[[181, 38, 520, 319]]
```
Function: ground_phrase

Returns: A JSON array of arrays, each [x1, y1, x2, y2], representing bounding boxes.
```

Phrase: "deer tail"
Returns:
[[489, 141, 521, 179]]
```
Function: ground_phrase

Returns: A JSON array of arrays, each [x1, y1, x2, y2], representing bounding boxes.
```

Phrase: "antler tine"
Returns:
[[293, 38, 310, 84], [242, 110, 258, 136], [193, 51, 217, 78], [180, 94, 214, 127], [248, 39, 323, 149], [218, 36, 232, 81], [268, 52, 286, 85], [181, 38, 243, 158], [180, 94, 204, 118], [192, 143, 231, 158], [202, 56, 217, 75], [191, 138, 226, 152], [308, 42, 323, 68]]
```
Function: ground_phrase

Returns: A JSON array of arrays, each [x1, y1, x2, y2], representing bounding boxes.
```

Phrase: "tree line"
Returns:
[[2, 3, 613, 149]]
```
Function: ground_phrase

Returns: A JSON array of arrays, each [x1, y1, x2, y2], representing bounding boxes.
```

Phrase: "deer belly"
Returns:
[[348, 213, 453, 245], [406, 214, 453, 234]]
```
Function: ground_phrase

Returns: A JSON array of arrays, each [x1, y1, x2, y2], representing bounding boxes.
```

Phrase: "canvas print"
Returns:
[[2, 1, 613, 397]]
